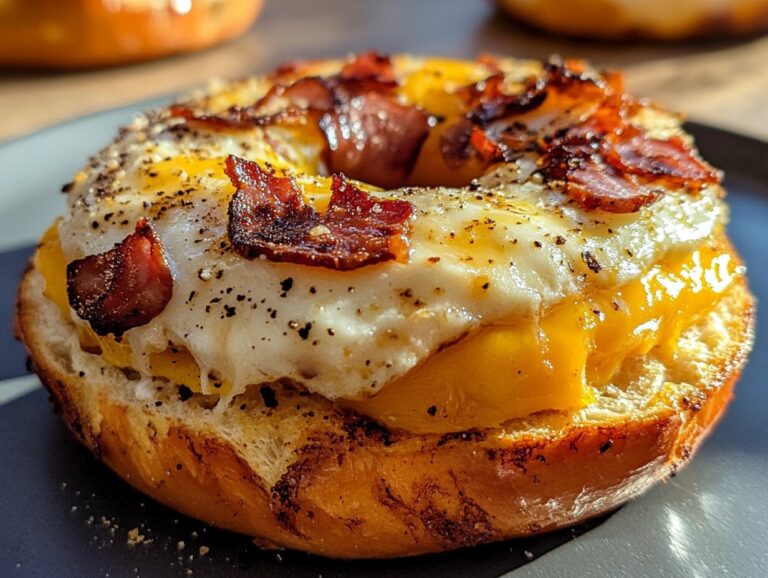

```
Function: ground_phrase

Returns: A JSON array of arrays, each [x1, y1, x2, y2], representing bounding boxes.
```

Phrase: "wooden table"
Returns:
[[2, 0, 767, 142]]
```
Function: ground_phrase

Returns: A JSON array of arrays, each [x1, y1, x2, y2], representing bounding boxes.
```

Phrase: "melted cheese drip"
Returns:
[[346, 242, 737, 432], [37, 224, 738, 433]]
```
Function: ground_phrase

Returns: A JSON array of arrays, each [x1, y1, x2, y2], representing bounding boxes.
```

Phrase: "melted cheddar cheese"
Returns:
[[37, 222, 738, 432]]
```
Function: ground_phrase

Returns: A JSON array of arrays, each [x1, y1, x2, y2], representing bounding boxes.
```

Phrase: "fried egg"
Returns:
[[40, 55, 737, 434]]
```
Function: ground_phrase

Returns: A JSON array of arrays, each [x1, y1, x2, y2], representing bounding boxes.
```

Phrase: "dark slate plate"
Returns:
[[0, 105, 766, 577]]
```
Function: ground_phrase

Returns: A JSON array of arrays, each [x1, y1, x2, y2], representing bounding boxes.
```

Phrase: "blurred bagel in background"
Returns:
[[497, 0, 768, 40], [0, 0, 264, 69]]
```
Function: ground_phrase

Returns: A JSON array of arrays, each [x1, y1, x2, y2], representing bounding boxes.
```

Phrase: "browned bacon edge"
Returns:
[[66, 219, 174, 337], [169, 53, 430, 189], [226, 155, 413, 270], [171, 53, 720, 214], [447, 58, 721, 213]]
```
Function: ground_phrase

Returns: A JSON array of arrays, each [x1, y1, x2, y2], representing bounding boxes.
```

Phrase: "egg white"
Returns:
[[56, 57, 726, 402]]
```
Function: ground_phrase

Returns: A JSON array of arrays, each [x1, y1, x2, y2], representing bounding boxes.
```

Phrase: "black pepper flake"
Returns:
[[259, 385, 279, 409], [178, 385, 193, 402], [270, 310, 277, 319], [280, 277, 294, 292], [481, 282, 490, 290], [236, 294, 246, 301], [581, 251, 602, 273], [298, 322, 312, 340], [533, 240, 542, 248], [327, 328, 336, 336], [309, 286, 317, 294], [224, 305, 236, 318], [91, 221, 99, 229], [599, 439, 614, 453], [60, 181, 74, 194], [555, 235, 566, 245], [427, 405, 437, 416]]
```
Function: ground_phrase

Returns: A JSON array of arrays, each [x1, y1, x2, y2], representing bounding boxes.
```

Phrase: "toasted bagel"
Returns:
[[16, 257, 754, 558], [15, 54, 755, 558]]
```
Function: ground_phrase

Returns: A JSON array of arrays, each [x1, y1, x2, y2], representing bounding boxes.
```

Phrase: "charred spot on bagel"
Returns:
[[339, 410, 398, 447], [66, 218, 173, 337], [226, 155, 413, 270], [436, 429, 486, 447], [270, 432, 345, 537]]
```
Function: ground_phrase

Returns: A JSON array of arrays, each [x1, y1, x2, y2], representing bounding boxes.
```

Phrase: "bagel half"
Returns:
[[0, 0, 264, 69], [497, 0, 768, 40], [15, 54, 755, 558]]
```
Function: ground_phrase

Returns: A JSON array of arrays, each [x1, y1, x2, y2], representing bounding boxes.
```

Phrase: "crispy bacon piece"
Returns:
[[467, 81, 548, 126], [170, 54, 429, 188], [539, 108, 720, 213], [542, 136, 664, 213], [226, 156, 412, 270], [447, 60, 720, 213], [169, 77, 335, 131], [338, 51, 397, 92], [255, 76, 336, 112], [169, 103, 305, 130], [66, 219, 173, 337], [319, 93, 430, 188], [608, 131, 720, 185], [439, 118, 475, 168]]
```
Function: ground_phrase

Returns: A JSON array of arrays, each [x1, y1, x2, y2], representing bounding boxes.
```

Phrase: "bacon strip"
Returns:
[[319, 93, 430, 188], [67, 219, 173, 337], [338, 51, 397, 92], [538, 104, 720, 213], [168, 76, 335, 131], [445, 60, 720, 213], [170, 53, 431, 189], [226, 156, 413, 270]]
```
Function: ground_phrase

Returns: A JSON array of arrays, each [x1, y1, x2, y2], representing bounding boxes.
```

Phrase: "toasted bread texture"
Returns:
[[497, 0, 768, 39], [16, 237, 754, 558]]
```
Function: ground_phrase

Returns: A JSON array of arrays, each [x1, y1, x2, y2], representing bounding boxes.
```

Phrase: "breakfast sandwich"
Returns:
[[16, 53, 754, 558]]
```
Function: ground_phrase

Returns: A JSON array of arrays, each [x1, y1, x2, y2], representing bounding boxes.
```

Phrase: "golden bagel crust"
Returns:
[[497, 0, 768, 39], [16, 239, 754, 558], [0, 0, 264, 69]]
